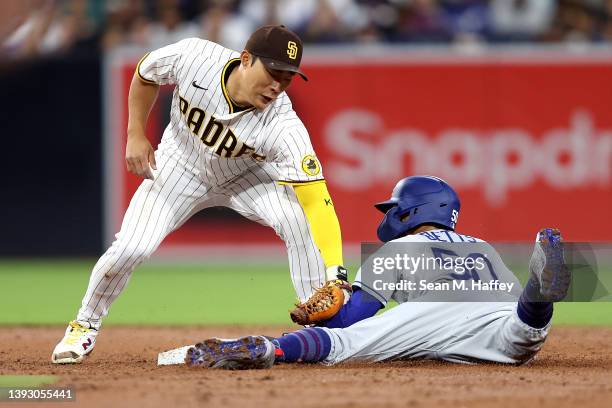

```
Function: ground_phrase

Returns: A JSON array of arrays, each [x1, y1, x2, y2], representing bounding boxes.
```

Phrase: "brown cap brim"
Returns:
[[259, 56, 308, 81]]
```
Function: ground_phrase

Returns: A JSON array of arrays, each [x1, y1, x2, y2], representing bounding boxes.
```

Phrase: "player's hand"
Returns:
[[125, 133, 157, 180]]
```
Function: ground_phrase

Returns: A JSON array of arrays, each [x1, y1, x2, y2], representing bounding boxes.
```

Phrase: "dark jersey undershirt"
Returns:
[[223, 59, 252, 113]]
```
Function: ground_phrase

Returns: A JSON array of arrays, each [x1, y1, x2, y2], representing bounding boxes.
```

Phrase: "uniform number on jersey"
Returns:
[[431, 247, 498, 282]]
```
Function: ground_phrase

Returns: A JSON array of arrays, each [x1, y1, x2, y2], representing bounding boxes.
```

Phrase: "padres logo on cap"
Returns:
[[287, 41, 298, 60], [301, 155, 320, 176]]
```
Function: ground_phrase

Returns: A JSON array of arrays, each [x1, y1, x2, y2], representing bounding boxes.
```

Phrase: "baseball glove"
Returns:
[[289, 279, 352, 325]]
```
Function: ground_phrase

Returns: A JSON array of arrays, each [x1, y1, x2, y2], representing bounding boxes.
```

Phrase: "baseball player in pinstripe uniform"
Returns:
[[52, 25, 346, 364]]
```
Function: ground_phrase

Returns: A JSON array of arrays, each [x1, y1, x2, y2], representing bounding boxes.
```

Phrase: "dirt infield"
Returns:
[[1, 326, 611, 408]]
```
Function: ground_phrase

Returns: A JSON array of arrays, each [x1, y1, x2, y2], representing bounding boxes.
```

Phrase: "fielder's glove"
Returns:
[[289, 266, 352, 326]]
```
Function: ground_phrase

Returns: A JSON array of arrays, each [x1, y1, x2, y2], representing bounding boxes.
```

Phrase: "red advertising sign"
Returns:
[[106, 50, 612, 253], [290, 55, 612, 242]]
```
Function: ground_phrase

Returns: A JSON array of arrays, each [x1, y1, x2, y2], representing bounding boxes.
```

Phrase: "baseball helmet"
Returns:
[[375, 176, 461, 242]]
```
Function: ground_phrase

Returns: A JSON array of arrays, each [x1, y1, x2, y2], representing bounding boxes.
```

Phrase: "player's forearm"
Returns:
[[292, 182, 343, 272], [318, 288, 383, 329], [127, 73, 160, 139]]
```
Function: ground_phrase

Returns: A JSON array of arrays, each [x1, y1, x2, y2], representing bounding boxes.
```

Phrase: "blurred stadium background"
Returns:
[[0, 0, 611, 327]]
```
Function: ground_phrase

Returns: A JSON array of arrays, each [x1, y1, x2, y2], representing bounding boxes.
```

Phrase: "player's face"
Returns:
[[245, 55, 295, 110]]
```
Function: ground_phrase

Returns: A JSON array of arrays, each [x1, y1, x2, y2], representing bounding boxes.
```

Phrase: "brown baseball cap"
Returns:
[[245, 25, 308, 81]]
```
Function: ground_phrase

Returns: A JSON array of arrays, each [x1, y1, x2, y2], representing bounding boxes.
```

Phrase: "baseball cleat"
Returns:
[[185, 335, 275, 370], [529, 228, 571, 302], [51, 321, 98, 364]]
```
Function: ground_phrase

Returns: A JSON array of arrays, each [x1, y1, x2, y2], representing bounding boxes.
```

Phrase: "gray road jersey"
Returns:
[[354, 230, 522, 305]]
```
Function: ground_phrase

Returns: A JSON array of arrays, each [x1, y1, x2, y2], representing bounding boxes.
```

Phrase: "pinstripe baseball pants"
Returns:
[[77, 147, 325, 328]]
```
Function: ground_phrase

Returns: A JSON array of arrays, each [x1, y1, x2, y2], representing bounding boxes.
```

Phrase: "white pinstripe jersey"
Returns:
[[137, 37, 324, 186]]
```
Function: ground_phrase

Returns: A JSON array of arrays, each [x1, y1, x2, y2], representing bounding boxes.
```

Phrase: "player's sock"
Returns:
[[517, 279, 553, 329], [272, 327, 331, 363]]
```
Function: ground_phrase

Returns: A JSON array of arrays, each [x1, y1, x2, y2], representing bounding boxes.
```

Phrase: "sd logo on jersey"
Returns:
[[301, 155, 320, 176]]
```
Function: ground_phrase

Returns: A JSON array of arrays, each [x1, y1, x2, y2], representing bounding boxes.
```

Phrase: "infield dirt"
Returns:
[[1, 326, 611, 408]]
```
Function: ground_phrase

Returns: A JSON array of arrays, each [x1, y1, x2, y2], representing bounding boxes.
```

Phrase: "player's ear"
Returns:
[[240, 51, 251, 68]]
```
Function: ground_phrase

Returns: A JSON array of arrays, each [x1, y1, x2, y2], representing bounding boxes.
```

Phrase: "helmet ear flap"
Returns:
[[377, 206, 413, 242], [399, 206, 416, 223]]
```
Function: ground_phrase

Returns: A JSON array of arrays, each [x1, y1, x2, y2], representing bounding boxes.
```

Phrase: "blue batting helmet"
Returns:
[[375, 176, 461, 242]]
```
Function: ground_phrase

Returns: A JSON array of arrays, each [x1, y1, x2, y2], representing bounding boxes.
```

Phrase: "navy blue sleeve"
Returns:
[[317, 288, 383, 329]]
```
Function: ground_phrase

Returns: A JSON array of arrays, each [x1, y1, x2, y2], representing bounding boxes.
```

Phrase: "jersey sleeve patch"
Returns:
[[301, 155, 321, 176]]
